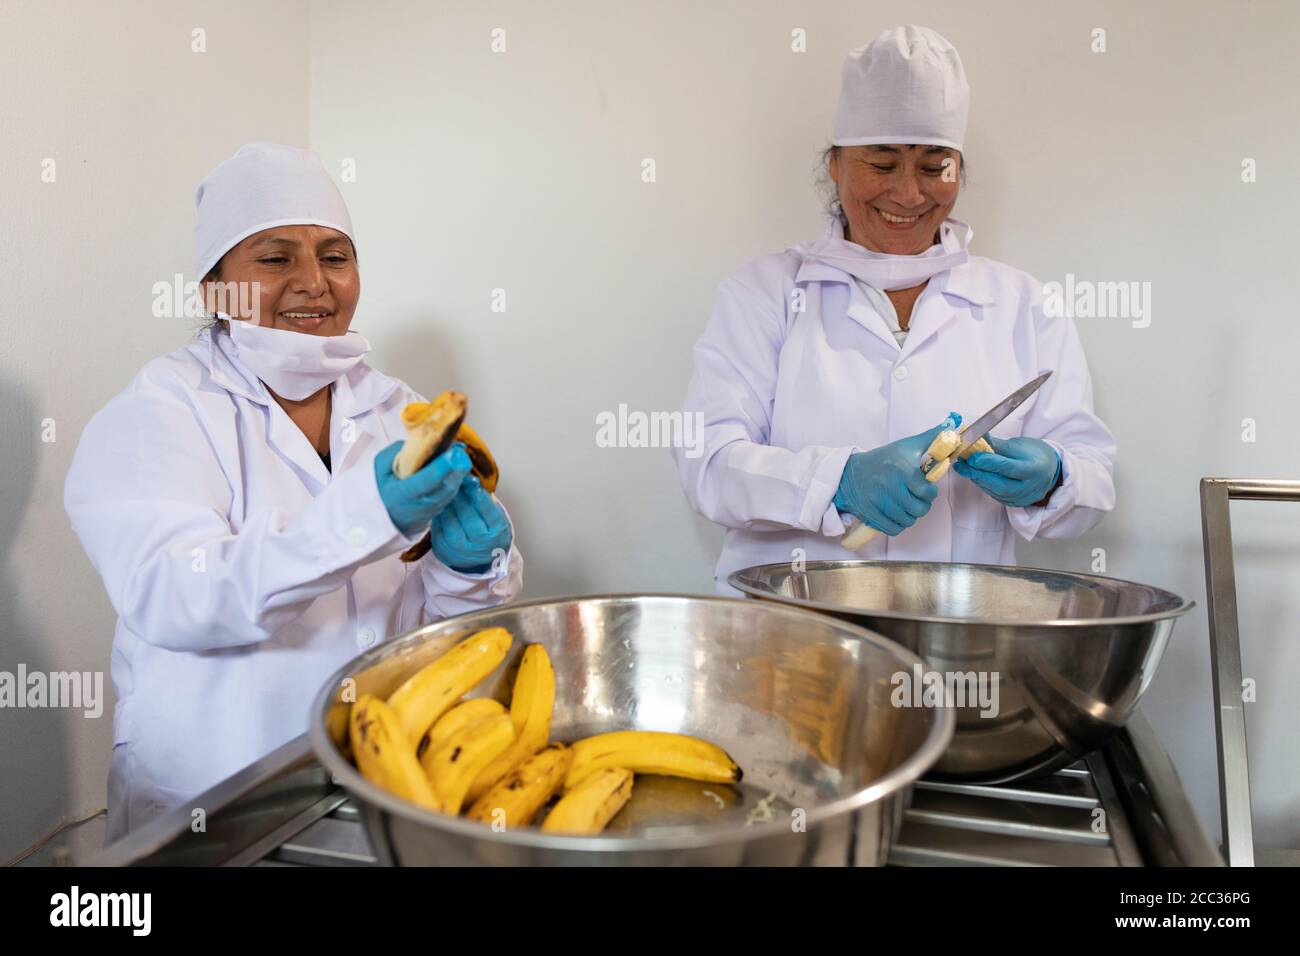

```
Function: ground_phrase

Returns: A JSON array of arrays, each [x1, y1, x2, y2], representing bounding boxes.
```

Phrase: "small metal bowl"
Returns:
[[310, 593, 953, 866], [729, 561, 1194, 783]]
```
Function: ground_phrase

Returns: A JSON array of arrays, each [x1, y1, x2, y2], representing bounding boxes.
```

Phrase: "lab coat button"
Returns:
[[346, 526, 367, 547], [893, 365, 908, 381], [358, 628, 376, 648]]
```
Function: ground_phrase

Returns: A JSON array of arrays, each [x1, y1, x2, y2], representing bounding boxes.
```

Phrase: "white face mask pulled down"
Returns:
[[226, 317, 371, 400], [804, 217, 973, 291]]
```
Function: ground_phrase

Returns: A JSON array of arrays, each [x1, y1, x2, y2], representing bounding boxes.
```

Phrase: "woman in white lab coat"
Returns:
[[675, 26, 1116, 592], [64, 143, 522, 840]]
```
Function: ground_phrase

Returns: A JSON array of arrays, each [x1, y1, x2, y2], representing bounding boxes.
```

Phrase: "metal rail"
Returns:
[[1199, 477, 1300, 867]]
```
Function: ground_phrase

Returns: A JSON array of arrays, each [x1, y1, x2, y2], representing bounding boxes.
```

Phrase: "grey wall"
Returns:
[[2, 0, 1296, 859]]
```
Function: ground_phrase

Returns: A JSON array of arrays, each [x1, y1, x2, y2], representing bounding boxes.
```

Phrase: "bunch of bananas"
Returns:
[[348, 628, 743, 834]]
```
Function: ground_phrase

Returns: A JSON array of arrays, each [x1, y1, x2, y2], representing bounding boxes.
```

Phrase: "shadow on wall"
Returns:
[[0, 374, 70, 862]]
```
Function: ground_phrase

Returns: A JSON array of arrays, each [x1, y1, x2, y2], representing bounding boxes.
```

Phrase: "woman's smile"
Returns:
[[874, 205, 931, 231], [277, 309, 333, 332]]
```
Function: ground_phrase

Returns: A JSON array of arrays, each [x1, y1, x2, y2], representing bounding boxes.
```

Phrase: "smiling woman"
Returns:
[[203, 224, 365, 454], [63, 142, 524, 843], [203, 227, 360, 335], [829, 144, 962, 257], [673, 25, 1117, 594]]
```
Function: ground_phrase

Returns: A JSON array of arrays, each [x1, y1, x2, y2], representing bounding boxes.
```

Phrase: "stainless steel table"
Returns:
[[94, 709, 1221, 867]]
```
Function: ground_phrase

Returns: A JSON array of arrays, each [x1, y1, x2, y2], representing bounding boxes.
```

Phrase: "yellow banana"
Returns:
[[349, 694, 438, 810], [455, 423, 499, 494], [465, 643, 555, 802], [958, 433, 994, 459], [564, 730, 742, 791], [418, 698, 507, 760], [507, 643, 554, 735], [396, 396, 501, 563], [393, 391, 467, 480], [387, 627, 513, 744], [466, 743, 573, 828], [920, 427, 962, 482], [420, 713, 516, 815], [542, 767, 634, 835]]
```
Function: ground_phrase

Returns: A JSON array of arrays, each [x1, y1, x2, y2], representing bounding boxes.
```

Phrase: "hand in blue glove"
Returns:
[[430, 474, 512, 574], [833, 422, 951, 536], [373, 440, 472, 535], [952, 435, 1062, 508]]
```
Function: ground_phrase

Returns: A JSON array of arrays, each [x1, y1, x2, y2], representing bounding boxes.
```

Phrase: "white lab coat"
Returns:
[[674, 236, 1116, 593], [64, 326, 523, 841]]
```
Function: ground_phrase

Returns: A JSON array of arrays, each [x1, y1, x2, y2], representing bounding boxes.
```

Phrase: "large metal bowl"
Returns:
[[309, 594, 953, 866], [729, 561, 1194, 784]]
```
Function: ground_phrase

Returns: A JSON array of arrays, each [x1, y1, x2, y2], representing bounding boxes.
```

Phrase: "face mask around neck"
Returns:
[[805, 217, 973, 291], [226, 317, 371, 401]]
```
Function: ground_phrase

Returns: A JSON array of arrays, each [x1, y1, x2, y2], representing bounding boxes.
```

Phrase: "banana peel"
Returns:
[[395, 392, 501, 563]]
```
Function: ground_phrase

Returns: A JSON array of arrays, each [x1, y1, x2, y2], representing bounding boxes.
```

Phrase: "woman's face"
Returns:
[[829, 145, 961, 255], [204, 224, 359, 336]]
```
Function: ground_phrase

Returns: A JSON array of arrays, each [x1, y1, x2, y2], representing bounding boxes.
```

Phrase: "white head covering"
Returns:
[[831, 26, 969, 151], [194, 142, 354, 280]]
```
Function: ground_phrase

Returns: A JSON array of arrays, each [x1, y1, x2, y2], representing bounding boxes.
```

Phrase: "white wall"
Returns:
[[305, 0, 1300, 851], [0, 0, 311, 860], [2, 0, 1296, 860]]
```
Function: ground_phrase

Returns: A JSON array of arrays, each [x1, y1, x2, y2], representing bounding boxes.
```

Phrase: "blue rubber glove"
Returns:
[[373, 440, 472, 536], [832, 421, 952, 536], [430, 474, 512, 573], [952, 435, 1062, 508]]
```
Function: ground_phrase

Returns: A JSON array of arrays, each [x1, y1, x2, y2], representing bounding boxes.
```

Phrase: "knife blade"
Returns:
[[949, 370, 1052, 460]]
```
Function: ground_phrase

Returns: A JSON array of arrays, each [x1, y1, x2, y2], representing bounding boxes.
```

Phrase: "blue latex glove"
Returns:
[[373, 440, 472, 535], [952, 435, 1062, 508], [832, 421, 952, 536], [430, 474, 512, 574]]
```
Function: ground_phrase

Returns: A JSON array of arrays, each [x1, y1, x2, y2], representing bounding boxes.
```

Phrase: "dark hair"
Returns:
[[816, 145, 967, 220], [199, 261, 223, 333]]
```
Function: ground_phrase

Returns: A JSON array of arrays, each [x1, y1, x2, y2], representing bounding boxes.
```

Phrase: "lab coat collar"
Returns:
[[795, 243, 996, 307], [197, 324, 401, 417], [936, 258, 996, 307]]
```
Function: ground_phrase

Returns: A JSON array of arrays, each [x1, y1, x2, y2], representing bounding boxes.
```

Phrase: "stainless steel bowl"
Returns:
[[729, 561, 1194, 784], [309, 594, 953, 866]]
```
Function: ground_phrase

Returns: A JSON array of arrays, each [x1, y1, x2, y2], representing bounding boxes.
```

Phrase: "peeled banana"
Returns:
[[466, 643, 556, 802], [393, 391, 467, 479], [542, 767, 634, 835], [421, 712, 516, 815], [564, 730, 742, 791], [418, 697, 507, 760], [918, 427, 963, 482], [841, 414, 997, 550], [387, 627, 513, 744], [394, 393, 502, 562], [959, 432, 994, 460], [466, 743, 573, 828], [349, 694, 438, 810]]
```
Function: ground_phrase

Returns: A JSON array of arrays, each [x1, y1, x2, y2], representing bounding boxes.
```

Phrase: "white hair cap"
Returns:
[[831, 26, 969, 152], [194, 142, 354, 280]]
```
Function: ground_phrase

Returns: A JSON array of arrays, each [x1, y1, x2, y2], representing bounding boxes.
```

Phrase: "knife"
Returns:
[[840, 371, 1053, 550]]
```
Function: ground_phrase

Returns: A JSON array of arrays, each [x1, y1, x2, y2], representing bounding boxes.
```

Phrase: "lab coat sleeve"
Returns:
[[415, 499, 523, 623], [1006, 305, 1117, 541], [65, 379, 421, 653], [674, 276, 855, 535]]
